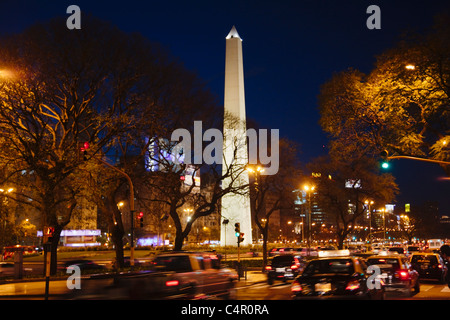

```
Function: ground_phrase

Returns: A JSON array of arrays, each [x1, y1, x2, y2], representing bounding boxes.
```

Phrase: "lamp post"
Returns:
[[303, 184, 315, 252], [381, 208, 386, 245], [365, 200, 374, 245]]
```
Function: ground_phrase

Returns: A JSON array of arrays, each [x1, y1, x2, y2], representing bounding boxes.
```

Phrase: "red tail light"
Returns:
[[396, 270, 410, 280], [265, 266, 272, 271], [165, 280, 179, 287], [290, 264, 299, 270], [437, 264, 442, 269], [291, 281, 302, 293]]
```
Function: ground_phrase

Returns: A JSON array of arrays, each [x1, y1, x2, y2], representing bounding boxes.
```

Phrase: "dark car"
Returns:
[[410, 252, 448, 283], [366, 255, 419, 297], [388, 247, 405, 255], [266, 254, 304, 284], [291, 254, 384, 299]]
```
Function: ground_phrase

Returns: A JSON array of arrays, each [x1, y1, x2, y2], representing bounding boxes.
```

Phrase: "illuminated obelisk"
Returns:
[[220, 26, 252, 246]]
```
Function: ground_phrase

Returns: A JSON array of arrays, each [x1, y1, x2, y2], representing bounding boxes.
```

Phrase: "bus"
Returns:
[[427, 239, 444, 252]]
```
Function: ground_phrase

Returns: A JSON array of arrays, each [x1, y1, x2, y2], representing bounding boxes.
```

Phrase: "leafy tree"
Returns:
[[319, 15, 450, 174]]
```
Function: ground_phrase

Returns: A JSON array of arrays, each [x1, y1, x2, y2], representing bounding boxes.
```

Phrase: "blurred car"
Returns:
[[387, 247, 405, 255], [366, 255, 419, 297], [68, 252, 238, 300], [148, 252, 238, 299], [265, 254, 305, 284], [61, 259, 106, 272], [0, 262, 15, 277], [108, 256, 148, 269], [291, 250, 385, 300], [294, 247, 318, 257], [410, 252, 448, 283], [0, 262, 32, 277], [406, 246, 421, 256], [269, 247, 295, 257]]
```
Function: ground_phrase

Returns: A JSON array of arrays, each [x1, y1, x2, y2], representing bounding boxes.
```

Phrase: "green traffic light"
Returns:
[[381, 162, 389, 169], [235, 232, 240, 237]]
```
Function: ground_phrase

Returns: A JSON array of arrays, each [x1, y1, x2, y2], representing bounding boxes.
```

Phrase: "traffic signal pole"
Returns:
[[94, 157, 136, 267], [388, 155, 450, 165], [81, 143, 136, 267]]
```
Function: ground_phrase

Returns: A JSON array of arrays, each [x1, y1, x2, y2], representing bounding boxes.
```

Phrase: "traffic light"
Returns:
[[44, 227, 55, 243], [80, 142, 89, 161], [138, 211, 144, 228], [234, 223, 240, 237], [380, 150, 390, 169]]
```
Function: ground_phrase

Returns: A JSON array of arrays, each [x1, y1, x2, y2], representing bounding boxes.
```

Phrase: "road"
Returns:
[[235, 278, 450, 300], [1, 262, 449, 300]]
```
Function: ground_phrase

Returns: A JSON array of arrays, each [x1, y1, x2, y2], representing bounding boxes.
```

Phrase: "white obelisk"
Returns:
[[220, 26, 252, 246]]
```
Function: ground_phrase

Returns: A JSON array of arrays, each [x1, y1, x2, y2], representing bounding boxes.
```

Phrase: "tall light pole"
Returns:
[[381, 208, 386, 245], [303, 184, 315, 252], [365, 200, 374, 245]]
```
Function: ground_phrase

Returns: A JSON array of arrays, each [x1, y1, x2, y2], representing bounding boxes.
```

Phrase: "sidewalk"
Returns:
[[236, 270, 267, 287]]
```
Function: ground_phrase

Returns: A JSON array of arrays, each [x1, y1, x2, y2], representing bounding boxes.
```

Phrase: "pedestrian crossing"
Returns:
[[420, 284, 450, 293], [237, 282, 291, 290], [238, 282, 450, 294]]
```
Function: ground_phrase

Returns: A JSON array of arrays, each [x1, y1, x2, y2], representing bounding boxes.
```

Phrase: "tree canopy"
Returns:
[[319, 15, 450, 173]]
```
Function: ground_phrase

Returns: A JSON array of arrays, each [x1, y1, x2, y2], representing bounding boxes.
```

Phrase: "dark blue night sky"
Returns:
[[1, 0, 450, 214]]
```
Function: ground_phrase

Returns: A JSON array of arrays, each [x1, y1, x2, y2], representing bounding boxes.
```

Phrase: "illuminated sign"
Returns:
[[345, 179, 361, 189], [37, 229, 101, 237]]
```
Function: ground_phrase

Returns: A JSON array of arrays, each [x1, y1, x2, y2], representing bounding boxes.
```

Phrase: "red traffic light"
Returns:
[[80, 142, 90, 151]]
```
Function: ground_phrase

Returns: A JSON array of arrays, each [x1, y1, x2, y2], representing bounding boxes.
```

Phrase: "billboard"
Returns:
[[345, 179, 361, 189]]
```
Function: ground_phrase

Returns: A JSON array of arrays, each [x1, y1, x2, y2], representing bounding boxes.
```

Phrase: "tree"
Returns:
[[141, 128, 249, 251], [307, 155, 398, 249], [248, 138, 302, 269], [318, 14, 450, 173], [0, 17, 168, 274]]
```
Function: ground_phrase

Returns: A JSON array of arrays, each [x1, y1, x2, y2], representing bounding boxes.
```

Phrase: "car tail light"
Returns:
[[437, 264, 442, 269], [396, 270, 410, 280], [291, 264, 299, 270], [265, 265, 272, 271], [345, 280, 360, 291], [165, 280, 179, 287], [291, 281, 302, 293]]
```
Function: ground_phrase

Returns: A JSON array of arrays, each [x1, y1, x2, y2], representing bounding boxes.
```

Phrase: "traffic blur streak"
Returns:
[[67, 252, 238, 300]]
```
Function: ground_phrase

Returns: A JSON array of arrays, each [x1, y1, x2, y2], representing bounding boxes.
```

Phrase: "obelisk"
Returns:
[[220, 26, 252, 246]]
